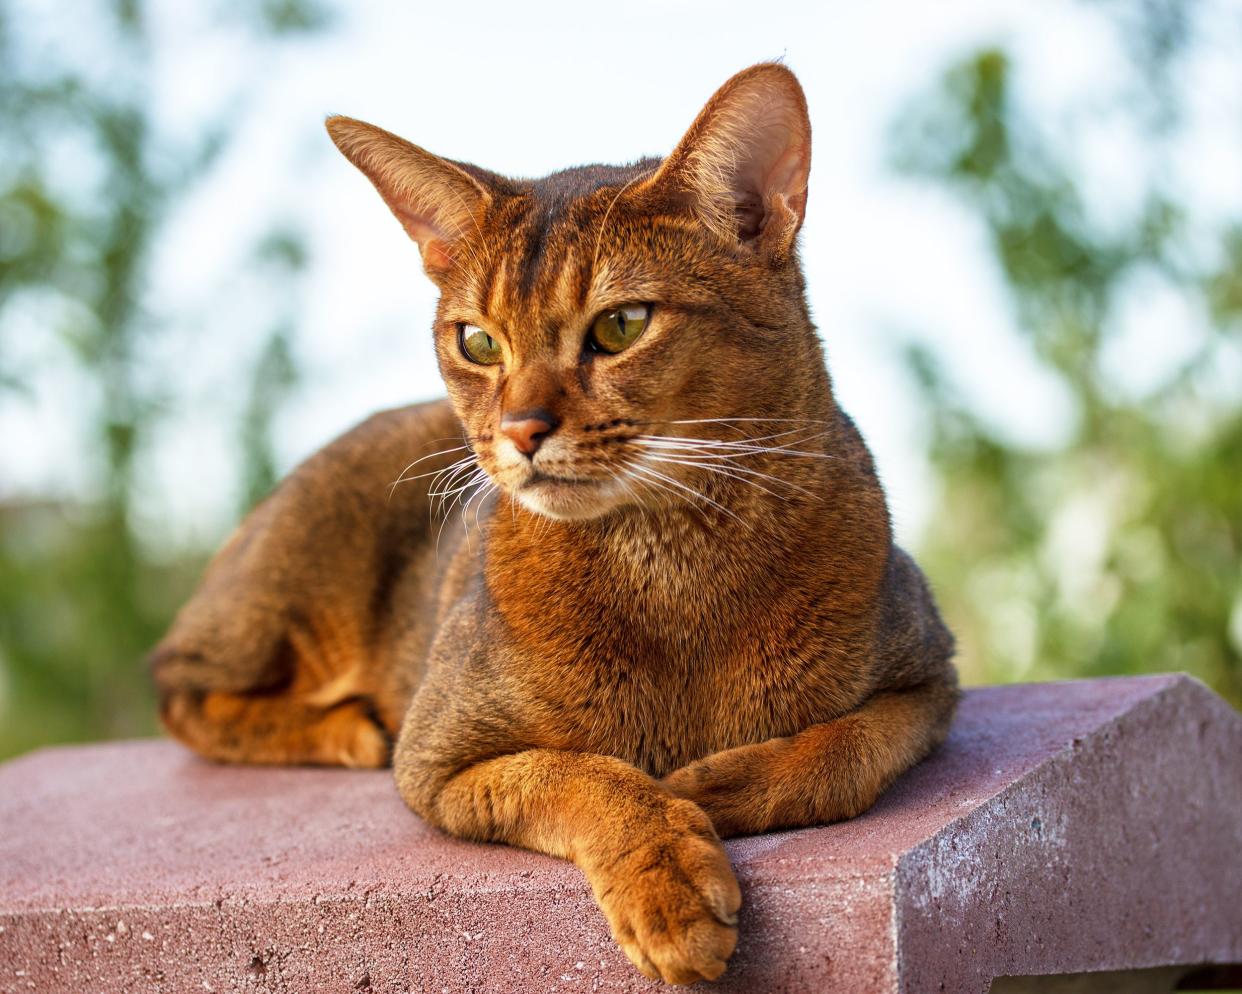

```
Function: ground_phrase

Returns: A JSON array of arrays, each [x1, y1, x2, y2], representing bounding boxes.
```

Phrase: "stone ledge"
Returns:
[[1, 675, 1239, 993]]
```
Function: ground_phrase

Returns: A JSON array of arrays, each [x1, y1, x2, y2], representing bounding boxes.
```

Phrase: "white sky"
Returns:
[[3, 0, 1238, 550]]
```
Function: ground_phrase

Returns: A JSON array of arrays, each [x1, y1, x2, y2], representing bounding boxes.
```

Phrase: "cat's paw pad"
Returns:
[[591, 800, 741, 985]]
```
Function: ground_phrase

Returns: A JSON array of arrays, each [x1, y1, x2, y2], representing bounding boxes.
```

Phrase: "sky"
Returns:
[[4, 0, 1239, 549]]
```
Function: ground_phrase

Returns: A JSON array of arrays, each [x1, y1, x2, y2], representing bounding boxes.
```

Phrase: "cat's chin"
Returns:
[[513, 475, 629, 522]]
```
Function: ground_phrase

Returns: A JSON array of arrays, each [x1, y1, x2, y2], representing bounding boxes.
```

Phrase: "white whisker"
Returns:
[[435, 467, 488, 508], [460, 473, 497, 551], [434, 467, 489, 556], [665, 417, 831, 426], [636, 440, 832, 462], [472, 480, 498, 534], [623, 466, 690, 514], [642, 425, 815, 446], [622, 469, 666, 515], [629, 460, 742, 523], [643, 454, 816, 501], [614, 471, 650, 513], [635, 431, 833, 460], [428, 458, 485, 499], [387, 444, 475, 502]]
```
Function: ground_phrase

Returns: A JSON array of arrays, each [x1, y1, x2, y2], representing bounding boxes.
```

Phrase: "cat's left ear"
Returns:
[[646, 63, 811, 259], [326, 116, 491, 280]]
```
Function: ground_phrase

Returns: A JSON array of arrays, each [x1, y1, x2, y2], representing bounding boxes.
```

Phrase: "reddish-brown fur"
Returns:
[[150, 64, 957, 984]]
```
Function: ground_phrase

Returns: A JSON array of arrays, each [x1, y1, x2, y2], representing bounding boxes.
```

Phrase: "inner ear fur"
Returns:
[[646, 63, 812, 258], [326, 116, 491, 278]]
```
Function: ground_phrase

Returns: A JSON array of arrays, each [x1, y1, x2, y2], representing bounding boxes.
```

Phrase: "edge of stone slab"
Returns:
[[891, 672, 1242, 994]]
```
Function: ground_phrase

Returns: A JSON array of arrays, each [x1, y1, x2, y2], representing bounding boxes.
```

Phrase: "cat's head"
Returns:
[[329, 64, 825, 521]]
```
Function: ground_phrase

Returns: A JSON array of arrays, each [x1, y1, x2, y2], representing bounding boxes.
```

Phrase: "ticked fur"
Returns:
[[151, 64, 957, 985]]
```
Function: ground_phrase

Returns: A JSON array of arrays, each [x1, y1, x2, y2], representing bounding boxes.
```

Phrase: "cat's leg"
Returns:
[[150, 575, 397, 768], [660, 676, 958, 838], [398, 747, 742, 985], [149, 566, 395, 767], [159, 689, 390, 767], [149, 402, 462, 766]]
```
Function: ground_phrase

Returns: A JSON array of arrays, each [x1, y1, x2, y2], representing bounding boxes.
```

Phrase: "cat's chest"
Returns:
[[490, 527, 861, 774], [517, 632, 831, 777]]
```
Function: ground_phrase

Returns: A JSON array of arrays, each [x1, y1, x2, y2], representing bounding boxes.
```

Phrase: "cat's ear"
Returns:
[[646, 63, 811, 257], [326, 116, 490, 278]]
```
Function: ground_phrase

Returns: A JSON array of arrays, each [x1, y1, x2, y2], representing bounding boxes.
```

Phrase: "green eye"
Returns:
[[459, 324, 503, 365], [588, 304, 650, 354]]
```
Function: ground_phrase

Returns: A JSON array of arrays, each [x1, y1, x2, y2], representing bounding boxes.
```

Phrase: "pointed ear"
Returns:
[[326, 116, 491, 278], [647, 63, 811, 257]]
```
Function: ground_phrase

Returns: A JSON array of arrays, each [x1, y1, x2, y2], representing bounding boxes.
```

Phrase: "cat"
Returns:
[[149, 63, 958, 985]]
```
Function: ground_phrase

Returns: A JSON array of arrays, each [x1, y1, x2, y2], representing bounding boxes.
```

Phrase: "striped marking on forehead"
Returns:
[[484, 200, 586, 339], [514, 195, 570, 301], [504, 162, 661, 296], [476, 160, 664, 344]]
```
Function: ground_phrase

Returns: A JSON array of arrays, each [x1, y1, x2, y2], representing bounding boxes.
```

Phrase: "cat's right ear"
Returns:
[[326, 117, 490, 279]]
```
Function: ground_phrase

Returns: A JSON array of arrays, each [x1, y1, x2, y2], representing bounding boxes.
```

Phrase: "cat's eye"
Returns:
[[458, 324, 503, 365], [587, 304, 650, 354]]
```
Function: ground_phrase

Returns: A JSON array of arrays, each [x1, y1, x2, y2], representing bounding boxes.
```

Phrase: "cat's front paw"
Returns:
[[661, 751, 773, 838], [588, 799, 741, 985]]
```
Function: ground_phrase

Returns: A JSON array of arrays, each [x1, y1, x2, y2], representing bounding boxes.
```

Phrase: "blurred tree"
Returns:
[[0, 0, 326, 757], [239, 230, 307, 514], [891, 1, 1242, 704], [2, 0, 1238, 763]]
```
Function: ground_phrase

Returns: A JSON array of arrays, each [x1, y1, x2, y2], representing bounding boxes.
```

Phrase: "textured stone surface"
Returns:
[[1, 675, 1239, 994]]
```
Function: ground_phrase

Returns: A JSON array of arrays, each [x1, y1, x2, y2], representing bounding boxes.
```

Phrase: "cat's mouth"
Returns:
[[524, 470, 594, 488], [515, 468, 625, 520]]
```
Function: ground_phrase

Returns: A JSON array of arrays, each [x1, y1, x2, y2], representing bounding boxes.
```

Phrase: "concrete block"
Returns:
[[1, 675, 1239, 993]]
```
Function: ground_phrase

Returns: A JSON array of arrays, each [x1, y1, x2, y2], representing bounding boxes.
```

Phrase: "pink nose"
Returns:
[[501, 409, 558, 456]]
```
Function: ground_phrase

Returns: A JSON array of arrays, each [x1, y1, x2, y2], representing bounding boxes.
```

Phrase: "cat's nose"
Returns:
[[501, 408, 559, 457]]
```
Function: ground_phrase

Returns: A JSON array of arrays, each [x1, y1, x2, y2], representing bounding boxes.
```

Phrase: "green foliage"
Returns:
[[240, 325, 300, 514], [0, 0, 325, 758], [1, 0, 1237, 763], [891, 10, 1242, 704]]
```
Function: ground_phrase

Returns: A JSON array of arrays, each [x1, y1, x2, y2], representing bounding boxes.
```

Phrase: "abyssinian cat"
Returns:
[[150, 63, 958, 985]]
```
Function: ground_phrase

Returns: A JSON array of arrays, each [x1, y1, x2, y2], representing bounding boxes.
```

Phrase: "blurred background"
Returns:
[[1, 0, 1239, 759]]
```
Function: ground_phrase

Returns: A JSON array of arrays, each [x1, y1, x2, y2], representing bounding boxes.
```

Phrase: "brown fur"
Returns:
[[150, 64, 957, 984]]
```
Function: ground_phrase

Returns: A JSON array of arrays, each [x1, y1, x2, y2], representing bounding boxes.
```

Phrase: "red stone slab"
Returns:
[[1, 675, 1239, 993]]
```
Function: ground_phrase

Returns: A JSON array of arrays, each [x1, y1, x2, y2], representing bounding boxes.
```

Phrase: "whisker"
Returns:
[[635, 436, 833, 461], [637, 424, 822, 447], [402, 450, 475, 482], [472, 480, 498, 534], [391, 438, 473, 481], [628, 466, 727, 521], [461, 472, 497, 548], [435, 467, 489, 556], [432, 468, 489, 511], [591, 172, 646, 279], [614, 471, 650, 514], [428, 458, 485, 499], [427, 461, 484, 525], [435, 465, 487, 513], [642, 455, 817, 501], [387, 445, 475, 502], [622, 469, 666, 516], [626, 416, 830, 441], [423, 462, 481, 501], [642, 424, 831, 447], [629, 460, 742, 523], [623, 467, 692, 515], [664, 417, 832, 426]]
